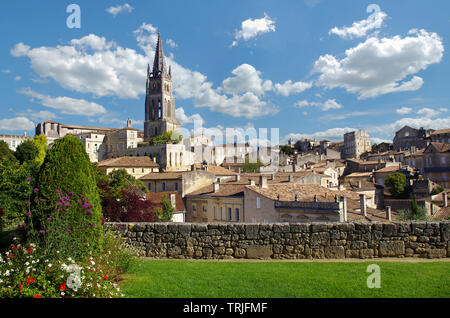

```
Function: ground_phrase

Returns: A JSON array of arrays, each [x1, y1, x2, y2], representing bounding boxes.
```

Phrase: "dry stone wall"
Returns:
[[106, 222, 450, 260]]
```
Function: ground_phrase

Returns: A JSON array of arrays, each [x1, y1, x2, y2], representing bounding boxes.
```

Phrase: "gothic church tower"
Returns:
[[144, 30, 180, 140]]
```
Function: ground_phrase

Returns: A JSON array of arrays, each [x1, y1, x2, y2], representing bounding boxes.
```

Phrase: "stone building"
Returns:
[[343, 130, 371, 159], [429, 128, 450, 144], [73, 132, 106, 162], [183, 134, 213, 164], [0, 133, 32, 151], [35, 120, 115, 145], [144, 31, 180, 140], [423, 142, 450, 188], [102, 126, 144, 161], [97, 156, 160, 179], [392, 125, 432, 151]]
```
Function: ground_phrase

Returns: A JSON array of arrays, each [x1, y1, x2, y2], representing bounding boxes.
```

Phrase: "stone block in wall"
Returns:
[[396, 223, 411, 233], [146, 245, 167, 258], [246, 245, 273, 259], [360, 249, 374, 259], [311, 223, 327, 233], [355, 223, 371, 233], [234, 247, 246, 258], [290, 223, 309, 233], [440, 222, 450, 242], [154, 224, 168, 234], [132, 223, 146, 232], [142, 232, 154, 243], [178, 224, 191, 236], [345, 250, 359, 258], [427, 248, 446, 259], [383, 223, 397, 237], [231, 224, 245, 234], [379, 241, 405, 257], [192, 224, 207, 232], [273, 223, 290, 233], [245, 224, 260, 240], [324, 246, 345, 259], [167, 224, 178, 234]]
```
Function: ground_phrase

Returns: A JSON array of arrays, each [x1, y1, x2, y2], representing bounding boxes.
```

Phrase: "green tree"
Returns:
[[155, 195, 174, 222], [398, 196, 429, 221], [372, 143, 378, 152], [149, 131, 182, 145], [32, 134, 48, 166], [106, 169, 148, 198], [14, 140, 38, 164], [30, 135, 103, 258], [280, 145, 294, 155], [0, 141, 16, 163], [241, 158, 263, 173], [385, 172, 407, 198]]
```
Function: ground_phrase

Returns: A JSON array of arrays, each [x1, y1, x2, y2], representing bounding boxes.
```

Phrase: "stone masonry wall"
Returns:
[[106, 222, 450, 260]]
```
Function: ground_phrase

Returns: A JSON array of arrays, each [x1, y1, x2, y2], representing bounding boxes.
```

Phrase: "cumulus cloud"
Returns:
[[417, 107, 441, 118], [19, 88, 107, 117], [294, 99, 343, 111], [231, 13, 276, 47], [313, 29, 444, 99], [0, 117, 35, 131], [106, 3, 134, 17], [222, 64, 272, 96], [11, 25, 279, 119], [273, 80, 312, 96], [166, 38, 178, 48], [329, 4, 388, 39], [16, 109, 59, 122], [283, 127, 356, 143], [396, 107, 413, 115], [175, 107, 205, 125], [14, 76, 21, 81]]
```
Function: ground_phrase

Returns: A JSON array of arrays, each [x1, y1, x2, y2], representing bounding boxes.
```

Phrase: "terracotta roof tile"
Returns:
[[98, 156, 159, 168], [146, 191, 185, 212], [139, 172, 183, 180], [206, 165, 238, 175], [188, 184, 245, 197]]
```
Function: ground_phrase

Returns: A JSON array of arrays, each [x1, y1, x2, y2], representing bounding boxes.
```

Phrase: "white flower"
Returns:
[[25, 262, 30, 266], [60, 292, 65, 296], [5, 270, 10, 276], [48, 264, 52, 268]]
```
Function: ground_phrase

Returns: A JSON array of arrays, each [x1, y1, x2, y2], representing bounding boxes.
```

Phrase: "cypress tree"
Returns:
[[30, 135, 103, 259]]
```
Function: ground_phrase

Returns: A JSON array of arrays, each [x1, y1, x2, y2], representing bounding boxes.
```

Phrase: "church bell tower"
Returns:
[[144, 30, 180, 140]]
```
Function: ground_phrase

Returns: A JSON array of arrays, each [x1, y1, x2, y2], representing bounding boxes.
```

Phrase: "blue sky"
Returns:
[[1, 0, 449, 144]]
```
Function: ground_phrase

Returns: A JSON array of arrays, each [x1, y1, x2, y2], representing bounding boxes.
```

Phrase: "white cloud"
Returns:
[[417, 107, 441, 118], [371, 137, 392, 144], [11, 26, 278, 119], [2, 69, 11, 73], [16, 109, 59, 122], [222, 64, 272, 96], [166, 38, 178, 48], [439, 107, 448, 112], [396, 107, 413, 115], [313, 29, 444, 99], [329, 4, 388, 39], [106, 3, 134, 17], [14, 76, 21, 81], [274, 80, 312, 96], [294, 99, 343, 111], [232, 13, 276, 47], [19, 88, 107, 117], [283, 127, 356, 143], [0, 117, 35, 131], [175, 107, 205, 125]]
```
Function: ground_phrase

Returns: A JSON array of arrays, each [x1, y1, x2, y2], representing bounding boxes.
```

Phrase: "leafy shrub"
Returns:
[[385, 173, 407, 198], [14, 140, 38, 164], [30, 135, 103, 257], [155, 195, 175, 222], [31, 135, 47, 167], [149, 131, 182, 145], [102, 189, 158, 223], [0, 140, 16, 162], [397, 197, 429, 221]]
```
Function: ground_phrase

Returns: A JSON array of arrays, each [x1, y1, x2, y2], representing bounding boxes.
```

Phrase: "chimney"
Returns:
[[443, 192, 448, 208], [358, 180, 362, 189], [259, 175, 268, 188], [386, 206, 392, 221], [213, 181, 220, 193], [340, 196, 347, 222], [360, 194, 367, 216], [250, 179, 255, 186], [235, 174, 240, 182]]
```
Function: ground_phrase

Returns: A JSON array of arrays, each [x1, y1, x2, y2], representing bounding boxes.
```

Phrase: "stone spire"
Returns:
[[152, 30, 166, 76]]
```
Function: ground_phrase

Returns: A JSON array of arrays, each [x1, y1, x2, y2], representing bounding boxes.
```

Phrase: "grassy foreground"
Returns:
[[120, 259, 450, 298]]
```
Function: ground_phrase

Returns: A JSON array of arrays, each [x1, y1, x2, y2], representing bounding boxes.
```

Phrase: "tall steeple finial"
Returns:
[[152, 29, 166, 75]]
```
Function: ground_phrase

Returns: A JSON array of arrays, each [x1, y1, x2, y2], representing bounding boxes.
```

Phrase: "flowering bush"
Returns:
[[0, 232, 136, 298]]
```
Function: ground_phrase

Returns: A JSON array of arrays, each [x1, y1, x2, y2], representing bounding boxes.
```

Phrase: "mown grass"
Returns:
[[120, 259, 450, 298]]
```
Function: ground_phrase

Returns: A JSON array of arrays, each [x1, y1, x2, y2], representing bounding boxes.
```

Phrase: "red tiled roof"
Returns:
[[188, 184, 245, 197], [98, 156, 159, 168], [146, 191, 185, 212]]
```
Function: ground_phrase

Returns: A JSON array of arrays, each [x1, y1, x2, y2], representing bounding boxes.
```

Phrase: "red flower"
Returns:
[[103, 275, 108, 280], [60, 283, 66, 291], [27, 248, 32, 254], [19, 283, 24, 291], [27, 276, 34, 284], [33, 294, 41, 298]]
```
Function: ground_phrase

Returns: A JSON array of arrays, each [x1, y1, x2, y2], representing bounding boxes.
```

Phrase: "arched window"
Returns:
[[158, 100, 162, 118]]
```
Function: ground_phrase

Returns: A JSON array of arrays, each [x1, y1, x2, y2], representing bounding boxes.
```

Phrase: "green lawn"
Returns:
[[120, 259, 450, 298]]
